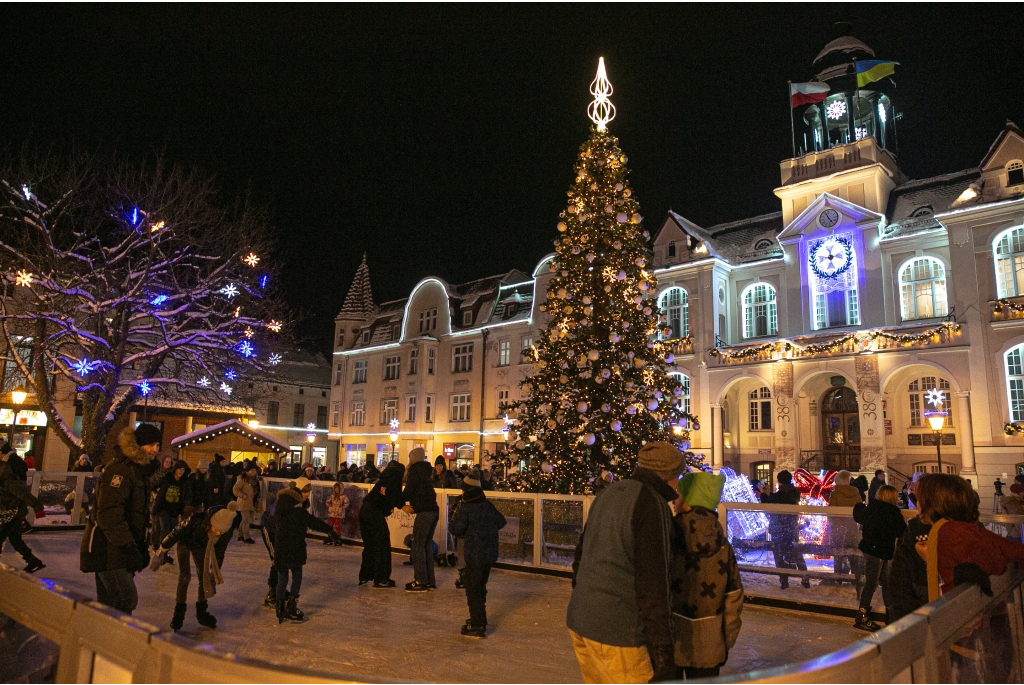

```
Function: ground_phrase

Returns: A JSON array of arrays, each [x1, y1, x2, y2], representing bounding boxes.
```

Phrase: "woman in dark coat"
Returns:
[[851, 484, 906, 631], [272, 477, 337, 622], [358, 462, 405, 587]]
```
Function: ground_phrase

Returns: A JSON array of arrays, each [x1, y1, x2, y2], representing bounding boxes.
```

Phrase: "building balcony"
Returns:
[[710, 321, 963, 365], [991, 297, 1024, 323]]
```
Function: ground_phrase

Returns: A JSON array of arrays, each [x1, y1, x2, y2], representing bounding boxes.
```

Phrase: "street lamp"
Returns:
[[7, 386, 27, 446], [389, 418, 399, 460], [923, 388, 949, 474]]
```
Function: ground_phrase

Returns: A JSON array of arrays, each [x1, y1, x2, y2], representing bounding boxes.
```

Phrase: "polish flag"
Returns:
[[790, 82, 830, 108]]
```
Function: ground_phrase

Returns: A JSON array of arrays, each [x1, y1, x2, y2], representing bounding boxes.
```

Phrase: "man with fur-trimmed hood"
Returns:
[[81, 423, 163, 615]]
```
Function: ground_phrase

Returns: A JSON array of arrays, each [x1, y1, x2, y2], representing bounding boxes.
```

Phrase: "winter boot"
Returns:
[[461, 624, 486, 638], [170, 602, 187, 632], [284, 594, 304, 621], [275, 599, 286, 624], [853, 608, 881, 632], [263, 588, 276, 609], [455, 569, 466, 589], [23, 556, 46, 574], [195, 601, 217, 629]]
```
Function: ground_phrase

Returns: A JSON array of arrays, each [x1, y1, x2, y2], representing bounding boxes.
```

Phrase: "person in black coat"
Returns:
[[152, 460, 191, 555], [151, 501, 240, 631], [851, 485, 907, 630], [208, 454, 227, 505], [449, 472, 506, 637], [0, 443, 28, 482], [431, 456, 458, 489], [761, 470, 809, 589], [358, 462, 405, 587], [402, 448, 439, 592], [272, 478, 338, 622], [0, 461, 46, 572], [185, 460, 212, 517], [886, 515, 932, 622]]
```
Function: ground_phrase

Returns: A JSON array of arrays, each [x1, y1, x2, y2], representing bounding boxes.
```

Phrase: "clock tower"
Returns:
[[775, 29, 907, 227]]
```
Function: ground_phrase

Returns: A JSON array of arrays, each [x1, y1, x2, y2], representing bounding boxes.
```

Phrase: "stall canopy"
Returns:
[[171, 418, 289, 469]]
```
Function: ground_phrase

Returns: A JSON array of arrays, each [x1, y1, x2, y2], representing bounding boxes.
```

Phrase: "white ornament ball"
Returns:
[[583, 295, 592, 304], [609, 333, 620, 343], [516, 440, 526, 450], [622, 322, 631, 330], [647, 398, 659, 410], [654, 391, 663, 399], [630, 214, 642, 224], [604, 285, 612, 293], [583, 433, 596, 445], [601, 369, 611, 378], [639, 282, 648, 291], [601, 403, 611, 412], [616, 212, 628, 223], [665, 353, 675, 364], [577, 402, 588, 413], [626, 405, 637, 415], [616, 270, 627, 281], [541, 461, 554, 474], [611, 420, 623, 432], [586, 253, 596, 263], [557, 221, 567, 232], [635, 258, 646, 267], [614, 183, 624, 192], [673, 386, 683, 396], [587, 349, 600, 361], [679, 440, 691, 450], [557, 288, 567, 298]]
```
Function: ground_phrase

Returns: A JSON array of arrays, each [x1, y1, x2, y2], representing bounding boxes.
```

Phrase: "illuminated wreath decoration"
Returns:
[[808, 235, 853, 281]]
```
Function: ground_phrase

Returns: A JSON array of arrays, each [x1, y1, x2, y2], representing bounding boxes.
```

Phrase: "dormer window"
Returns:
[[1008, 160, 1024, 187], [910, 206, 934, 218], [361, 330, 370, 344], [505, 303, 518, 318], [667, 242, 676, 258], [463, 310, 473, 327], [753, 238, 774, 251]]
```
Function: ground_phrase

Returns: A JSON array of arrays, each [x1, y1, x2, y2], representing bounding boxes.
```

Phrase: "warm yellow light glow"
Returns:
[[672, 424, 684, 436], [248, 419, 260, 428], [150, 221, 165, 233], [15, 270, 32, 287], [306, 433, 316, 443], [927, 414, 945, 432], [243, 253, 261, 267], [11, 387, 27, 405], [587, 57, 616, 131]]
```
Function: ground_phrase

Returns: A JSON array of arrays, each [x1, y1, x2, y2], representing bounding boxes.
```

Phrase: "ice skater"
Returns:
[[325, 482, 349, 544], [358, 462, 405, 588], [0, 460, 46, 573]]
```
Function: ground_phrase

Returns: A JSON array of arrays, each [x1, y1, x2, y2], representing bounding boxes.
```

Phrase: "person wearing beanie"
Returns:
[[0, 460, 47, 573], [358, 462, 406, 588], [153, 460, 192, 560], [449, 469, 507, 638], [150, 500, 241, 631], [272, 479, 339, 622], [669, 472, 743, 679], [431, 455, 457, 490], [760, 469, 810, 590], [325, 482, 349, 544], [82, 425, 161, 615], [401, 447, 439, 592], [567, 441, 684, 683]]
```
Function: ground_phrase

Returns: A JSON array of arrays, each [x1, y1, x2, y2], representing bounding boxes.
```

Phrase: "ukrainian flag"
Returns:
[[856, 60, 899, 87]]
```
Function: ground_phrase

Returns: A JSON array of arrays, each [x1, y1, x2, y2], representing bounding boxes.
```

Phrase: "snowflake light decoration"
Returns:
[[602, 266, 617, 282], [267, 320, 282, 333], [237, 340, 255, 358], [197, 376, 211, 388], [72, 358, 96, 376], [558, 319, 570, 332], [219, 283, 239, 299], [825, 99, 847, 120], [808, 235, 853, 281], [149, 221, 165, 233], [925, 388, 945, 408], [242, 252, 261, 268], [259, 274, 269, 289], [268, 353, 282, 366], [642, 369, 655, 386], [389, 418, 400, 431], [139, 380, 152, 397], [150, 294, 168, 306], [220, 382, 233, 396], [15, 270, 33, 287], [306, 422, 317, 431], [224, 369, 238, 381], [244, 326, 254, 339]]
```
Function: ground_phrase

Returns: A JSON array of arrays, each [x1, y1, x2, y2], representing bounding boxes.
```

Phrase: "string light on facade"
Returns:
[[243, 253, 261, 268], [587, 57, 616, 131], [15, 270, 33, 287]]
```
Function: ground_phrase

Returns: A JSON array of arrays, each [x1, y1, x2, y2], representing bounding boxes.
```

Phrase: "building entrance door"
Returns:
[[821, 386, 860, 471]]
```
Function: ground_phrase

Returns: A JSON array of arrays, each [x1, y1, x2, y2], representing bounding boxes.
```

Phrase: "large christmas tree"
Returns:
[[503, 59, 703, 494]]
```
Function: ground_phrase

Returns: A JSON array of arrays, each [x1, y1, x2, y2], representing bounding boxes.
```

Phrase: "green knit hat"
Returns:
[[677, 472, 725, 511]]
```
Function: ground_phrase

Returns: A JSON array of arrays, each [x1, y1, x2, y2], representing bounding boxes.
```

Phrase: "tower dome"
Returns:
[[812, 35, 876, 81]]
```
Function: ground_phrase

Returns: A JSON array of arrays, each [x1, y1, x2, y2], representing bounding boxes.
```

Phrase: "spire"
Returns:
[[339, 254, 376, 318], [587, 57, 616, 131]]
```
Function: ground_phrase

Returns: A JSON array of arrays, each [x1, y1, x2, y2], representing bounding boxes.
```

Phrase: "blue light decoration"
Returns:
[[268, 353, 282, 366], [224, 369, 238, 381], [124, 205, 144, 228], [236, 340, 255, 358], [808, 235, 853, 281], [150, 294, 168, 306], [72, 358, 96, 376], [139, 379, 152, 397], [21, 184, 31, 200], [720, 467, 769, 541], [259, 274, 269, 289]]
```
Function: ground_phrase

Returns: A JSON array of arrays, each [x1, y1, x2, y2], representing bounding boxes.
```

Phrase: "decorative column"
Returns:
[[773, 362, 797, 473], [855, 355, 885, 473], [956, 391, 976, 475], [711, 403, 724, 471]]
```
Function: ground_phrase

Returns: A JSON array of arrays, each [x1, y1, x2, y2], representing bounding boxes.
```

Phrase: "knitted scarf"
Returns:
[[201, 534, 225, 598]]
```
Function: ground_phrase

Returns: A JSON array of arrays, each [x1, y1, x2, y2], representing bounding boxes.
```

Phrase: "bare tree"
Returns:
[[0, 153, 289, 463]]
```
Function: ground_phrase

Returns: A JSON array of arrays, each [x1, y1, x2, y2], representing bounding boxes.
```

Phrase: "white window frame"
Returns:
[[994, 227, 1024, 298], [353, 359, 367, 384], [350, 401, 365, 427], [658, 287, 689, 338], [669, 373, 691, 416], [741, 283, 778, 338], [334, 363, 343, 386], [899, 257, 948, 321], [497, 387, 510, 414], [521, 337, 533, 363], [498, 340, 511, 366], [409, 347, 419, 375], [424, 394, 434, 423], [381, 399, 398, 425], [451, 393, 471, 422], [909, 377, 952, 428], [748, 387, 773, 431], [453, 343, 473, 373], [427, 348, 436, 374], [1007, 345, 1024, 422], [406, 395, 417, 423], [331, 401, 341, 427], [362, 330, 370, 344], [383, 355, 400, 381], [462, 310, 473, 327]]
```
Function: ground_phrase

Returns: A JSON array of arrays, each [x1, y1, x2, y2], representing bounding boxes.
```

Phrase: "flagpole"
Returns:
[[788, 81, 796, 158]]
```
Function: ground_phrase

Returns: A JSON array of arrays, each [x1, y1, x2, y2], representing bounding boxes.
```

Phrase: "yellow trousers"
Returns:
[[569, 630, 654, 684]]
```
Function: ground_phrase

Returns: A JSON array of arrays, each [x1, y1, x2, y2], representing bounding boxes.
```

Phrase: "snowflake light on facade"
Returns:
[[242, 253, 260, 268], [237, 340, 255, 358], [197, 376, 211, 387], [268, 353, 282, 366], [15, 270, 33, 287], [306, 422, 317, 431], [826, 99, 847, 120], [220, 382, 233, 396], [925, 387, 945, 408], [389, 418, 400, 431], [224, 369, 238, 381], [138, 380, 152, 397], [267, 320, 282, 333], [219, 283, 239, 299]]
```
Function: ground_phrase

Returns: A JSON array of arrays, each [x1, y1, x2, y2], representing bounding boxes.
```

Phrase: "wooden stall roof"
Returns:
[[171, 418, 289, 454]]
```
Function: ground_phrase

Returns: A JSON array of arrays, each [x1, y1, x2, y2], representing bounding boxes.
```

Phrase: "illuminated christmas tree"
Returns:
[[503, 59, 702, 494]]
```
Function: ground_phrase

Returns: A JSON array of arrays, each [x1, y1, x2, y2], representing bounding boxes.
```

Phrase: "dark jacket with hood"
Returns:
[[272, 486, 333, 568], [403, 460, 438, 513], [567, 467, 678, 652], [81, 428, 151, 572], [208, 456, 227, 504], [449, 486, 506, 566], [160, 505, 239, 563], [153, 461, 191, 520], [853, 498, 907, 561], [3, 452, 28, 483], [669, 506, 744, 669], [762, 481, 801, 540], [185, 470, 212, 515], [362, 465, 406, 517], [887, 516, 932, 620]]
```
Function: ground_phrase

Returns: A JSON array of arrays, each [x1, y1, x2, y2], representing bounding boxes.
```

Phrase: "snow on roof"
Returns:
[[171, 418, 289, 453], [883, 169, 980, 238], [813, 36, 875, 66]]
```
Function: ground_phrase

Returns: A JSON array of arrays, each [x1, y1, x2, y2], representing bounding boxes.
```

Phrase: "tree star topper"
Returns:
[[587, 57, 616, 131]]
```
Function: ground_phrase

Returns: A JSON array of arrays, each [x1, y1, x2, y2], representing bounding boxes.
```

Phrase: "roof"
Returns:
[[268, 349, 332, 386], [338, 254, 376, 319], [665, 210, 784, 264], [980, 121, 1024, 170], [813, 36, 875, 66], [883, 169, 980, 238], [171, 418, 289, 453]]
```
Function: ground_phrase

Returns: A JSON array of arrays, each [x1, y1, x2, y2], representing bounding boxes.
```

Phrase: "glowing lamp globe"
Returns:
[[927, 413, 946, 432], [11, 387, 27, 405]]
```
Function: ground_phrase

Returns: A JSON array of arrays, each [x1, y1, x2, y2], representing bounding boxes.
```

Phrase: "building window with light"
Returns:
[[1008, 160, 1024, 187], [995, 227, 1024, 298], [1006, 345, 1024, 422], [451, 394, 471, 422], [749, 387, 772, 431], [742, 283, 777, 338], [658, 287, 689, 338], [669, 373, 691, 415], [383, 355, 400, 380], [453, 344, 473, 373], [908, 377, 952, 427], [808, 232, 859, 330], [899, 257, 948, 320], [381, 399, 398, 425], [353, 360, 367, 384], [498, 340, 511, 366], [350, 401, 365, 426]]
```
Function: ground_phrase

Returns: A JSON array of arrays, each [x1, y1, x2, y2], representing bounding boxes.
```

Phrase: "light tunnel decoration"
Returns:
[[720, 467, 768, 540]]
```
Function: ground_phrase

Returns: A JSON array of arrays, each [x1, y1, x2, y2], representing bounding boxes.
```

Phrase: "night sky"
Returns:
[[2, 5, 1021, 356]]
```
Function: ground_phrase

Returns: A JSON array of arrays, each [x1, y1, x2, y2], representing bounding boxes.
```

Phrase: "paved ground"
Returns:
[[2, 531, 866, 683]]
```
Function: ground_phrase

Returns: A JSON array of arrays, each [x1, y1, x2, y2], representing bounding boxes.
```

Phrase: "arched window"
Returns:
[[658, 287, 689, 338], [907, 376, 953, 427], [1007, 160, 1024, 187], [669, 372, 691, 416], [994, 227, 1024, 298], [748, 387, 772, 430], [1005, 345, 1024, 422], [899, 257, 948, 320], [742, 283, 777, 338]]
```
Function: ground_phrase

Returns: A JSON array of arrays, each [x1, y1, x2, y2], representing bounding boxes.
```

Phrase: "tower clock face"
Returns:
[[811, 236, 850, 278], [818, 208, 840, 228]]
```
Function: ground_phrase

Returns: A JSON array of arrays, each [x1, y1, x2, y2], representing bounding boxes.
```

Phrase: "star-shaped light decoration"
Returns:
[[224, 369, 238, 381], [389, 418, 400, 431], [242, 252, 260, 268], [267, 320, 282, 333], [219, 283, 239, 299], [925, 388, 945, 409], [15, 270, 33, 287], [237, 340, 255, 358], [306, 422, 317, 431], [197, 376, 211, 388], [139, 380, 152, 397], [243, 326, 254, 339], [150, 294, 168, 306], [72, 358, 96, 376], [149, 221, 165, 233], [220, 382, 233, 396], [268, 353, 282, 366]]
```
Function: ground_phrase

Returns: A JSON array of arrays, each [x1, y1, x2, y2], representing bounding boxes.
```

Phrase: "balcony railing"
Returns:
[[991, 296, 1024, 322]]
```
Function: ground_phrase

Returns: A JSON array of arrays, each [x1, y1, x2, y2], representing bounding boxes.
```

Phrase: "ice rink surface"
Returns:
[[2, 531, 864, 683]]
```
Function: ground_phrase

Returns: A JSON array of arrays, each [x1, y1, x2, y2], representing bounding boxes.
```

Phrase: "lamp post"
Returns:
[[7, 386, 27, 447], [389, 418, 399, 461], [924, 388, 949, 474]]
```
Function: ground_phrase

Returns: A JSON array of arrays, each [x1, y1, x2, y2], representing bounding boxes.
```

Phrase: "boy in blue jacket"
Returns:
[[449, 470, 506, 638]]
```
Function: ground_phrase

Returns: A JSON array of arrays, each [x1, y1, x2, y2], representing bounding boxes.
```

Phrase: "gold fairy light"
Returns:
[[242, 252, 260, 267]]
